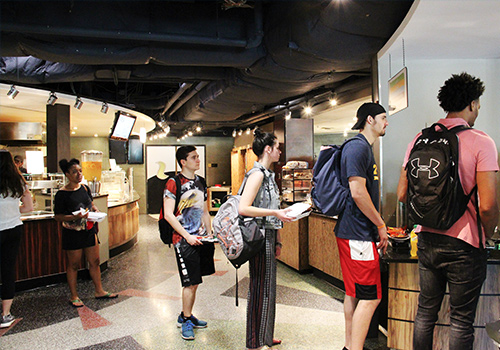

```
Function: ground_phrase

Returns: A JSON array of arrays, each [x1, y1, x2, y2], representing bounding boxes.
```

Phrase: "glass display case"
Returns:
[[101, 170, 129, 202], [281, 168, 313, 203]]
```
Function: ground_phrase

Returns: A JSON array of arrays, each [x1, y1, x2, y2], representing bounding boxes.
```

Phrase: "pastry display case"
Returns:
[[281, 168, 312, 203]]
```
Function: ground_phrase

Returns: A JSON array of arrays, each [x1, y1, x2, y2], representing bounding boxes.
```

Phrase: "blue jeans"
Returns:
[[413, 232, 487, 350]]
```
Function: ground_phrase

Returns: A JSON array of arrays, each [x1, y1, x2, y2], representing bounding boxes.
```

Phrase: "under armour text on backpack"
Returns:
[[158, 175, 181, 246], [311, 138, 355, 216], [406, 123, 475, 230]]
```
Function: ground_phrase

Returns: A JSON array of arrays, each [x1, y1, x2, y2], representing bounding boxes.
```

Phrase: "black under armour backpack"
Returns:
[[406, 123, 476, 230]]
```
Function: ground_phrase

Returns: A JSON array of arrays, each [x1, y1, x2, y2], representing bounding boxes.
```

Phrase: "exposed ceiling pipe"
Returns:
[[3, 24, 249, 48], [168, 82, 209, 117], [161, 83, 192, 116]]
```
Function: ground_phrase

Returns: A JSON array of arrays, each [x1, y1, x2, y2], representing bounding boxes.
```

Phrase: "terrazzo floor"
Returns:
[[1, 215, 388, 350]]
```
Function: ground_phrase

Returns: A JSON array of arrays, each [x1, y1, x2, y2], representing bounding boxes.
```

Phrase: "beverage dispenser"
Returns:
[[81, 150, 103, 195]]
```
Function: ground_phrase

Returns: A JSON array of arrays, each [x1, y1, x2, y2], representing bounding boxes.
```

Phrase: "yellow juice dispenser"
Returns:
[[81, 150, 103, 195]]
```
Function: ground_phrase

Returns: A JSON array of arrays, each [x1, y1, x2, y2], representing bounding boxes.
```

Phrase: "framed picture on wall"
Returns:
[[388, 67, 408, 115]]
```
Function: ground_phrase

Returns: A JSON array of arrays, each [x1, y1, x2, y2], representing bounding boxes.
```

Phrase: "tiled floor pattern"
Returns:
[[1, 215, 388, 350]]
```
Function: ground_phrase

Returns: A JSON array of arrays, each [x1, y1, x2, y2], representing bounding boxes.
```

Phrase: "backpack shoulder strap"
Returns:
[[83, 184, 93, 200], [173, 175, 182, 214]]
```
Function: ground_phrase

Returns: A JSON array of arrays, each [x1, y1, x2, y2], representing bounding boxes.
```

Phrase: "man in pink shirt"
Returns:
[[397, 72, 499, 350]]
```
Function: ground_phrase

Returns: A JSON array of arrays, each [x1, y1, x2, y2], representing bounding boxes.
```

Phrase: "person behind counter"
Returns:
[[13, 155, 27, 174], [0, 150, 34, 328], [238, 128, 295, 350], [54, 158, 117, 308]]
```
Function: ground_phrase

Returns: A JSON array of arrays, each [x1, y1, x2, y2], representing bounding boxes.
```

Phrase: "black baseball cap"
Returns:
[[352, 102, 386, 130]]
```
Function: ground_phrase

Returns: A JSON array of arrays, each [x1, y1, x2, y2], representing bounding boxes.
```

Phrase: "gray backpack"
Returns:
[[213, 169, 266, 269]]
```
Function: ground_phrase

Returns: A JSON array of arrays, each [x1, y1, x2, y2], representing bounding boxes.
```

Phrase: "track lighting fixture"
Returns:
[[101, 102, 109, 114], [74, 97, 83, 109], [195, 124, 202, 132], [7, 85, 19, 99], [188, 130, 193, 137], [232, 129, 237, 137], [47, 92, 58, 105], [246, 127, 251, 135], [238, 129, 243, 136], [284, 109, 291, 120]]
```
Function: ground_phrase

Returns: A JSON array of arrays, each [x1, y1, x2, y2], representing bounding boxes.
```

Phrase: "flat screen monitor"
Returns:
[[110, 112, 136, 141], [128, 137, 144, 164]]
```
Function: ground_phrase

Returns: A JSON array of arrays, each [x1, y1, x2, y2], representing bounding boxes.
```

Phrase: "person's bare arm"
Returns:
[[19, 187, 34, 213], [476, 171, 499, 239], [349, 176, 388, 254], [397, 166, 408, 203]]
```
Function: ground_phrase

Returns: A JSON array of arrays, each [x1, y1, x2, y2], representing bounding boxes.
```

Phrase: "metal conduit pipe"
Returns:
[[168, 82, 209, 117], [2, 24, 249, 48], [161, 83, 192, 116]]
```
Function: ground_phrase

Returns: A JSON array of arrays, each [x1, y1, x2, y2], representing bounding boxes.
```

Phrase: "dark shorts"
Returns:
[[174, 239, 215, 287], [62, 227, 98, 250], [336, 237, 381, 300]]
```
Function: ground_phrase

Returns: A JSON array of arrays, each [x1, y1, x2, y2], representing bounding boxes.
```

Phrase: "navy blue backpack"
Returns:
[[311, 138, 354, 216]]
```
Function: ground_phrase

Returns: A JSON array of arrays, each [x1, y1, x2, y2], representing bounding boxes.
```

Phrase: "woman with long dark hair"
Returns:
[[0, 150, 33, 328], [238, 129, 295, 350], [54, 158, 117, 307]]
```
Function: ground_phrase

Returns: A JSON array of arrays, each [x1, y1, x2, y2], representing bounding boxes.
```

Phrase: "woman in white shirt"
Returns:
[[0, 150, 33, 328]]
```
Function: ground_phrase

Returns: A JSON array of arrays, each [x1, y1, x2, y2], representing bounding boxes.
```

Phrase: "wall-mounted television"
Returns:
[[109, 111, 136, 141], [128, 137, 144, 164]]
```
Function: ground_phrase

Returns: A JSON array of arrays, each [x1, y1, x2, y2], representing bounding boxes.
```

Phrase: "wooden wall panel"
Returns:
[[231, 149, 245, 195]]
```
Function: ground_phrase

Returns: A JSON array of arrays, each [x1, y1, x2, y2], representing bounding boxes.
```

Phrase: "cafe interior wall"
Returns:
[[377, 57, 500, 227], [70, 135, 234, 214]]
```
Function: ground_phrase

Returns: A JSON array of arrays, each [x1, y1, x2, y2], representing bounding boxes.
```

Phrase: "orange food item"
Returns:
[[387, 227, 407, 238]]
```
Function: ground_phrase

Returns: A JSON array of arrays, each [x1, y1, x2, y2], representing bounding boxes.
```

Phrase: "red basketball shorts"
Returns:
[[336, 237, 381, 300]]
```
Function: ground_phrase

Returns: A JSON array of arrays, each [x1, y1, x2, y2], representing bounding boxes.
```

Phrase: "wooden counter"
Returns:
[[386, 251, 500, 350], [277, 217, 309, 271], [308, 213, 343, 283], [108, 196, 139, 257]]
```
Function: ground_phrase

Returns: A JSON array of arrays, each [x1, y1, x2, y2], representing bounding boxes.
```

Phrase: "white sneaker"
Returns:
[[0, 314, 15, 328]]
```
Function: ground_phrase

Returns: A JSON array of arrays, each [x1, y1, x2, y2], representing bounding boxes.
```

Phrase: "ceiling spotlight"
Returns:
[[74, 97, 83, 109], [153, 134, 158, 140], [7, 85, 19, 99], [149, 136, 153, 141], [195, 124, 202, 132], [238, 129, 243, 136], [188, 130, 193, 137], [47, 92, 58, 105], [177, 138, 181, 142], [329, 98, 338, 107], [232, 129, 237, 137], [304, 105, 312, 115], [94, 133, 98, 137], [284, 109, 291, 120], [100, 102, 109, 114], [246, 127, 251, 135]]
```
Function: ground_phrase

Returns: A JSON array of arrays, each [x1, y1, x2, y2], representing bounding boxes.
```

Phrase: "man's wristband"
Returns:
[[377, 224, 386, 229]]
